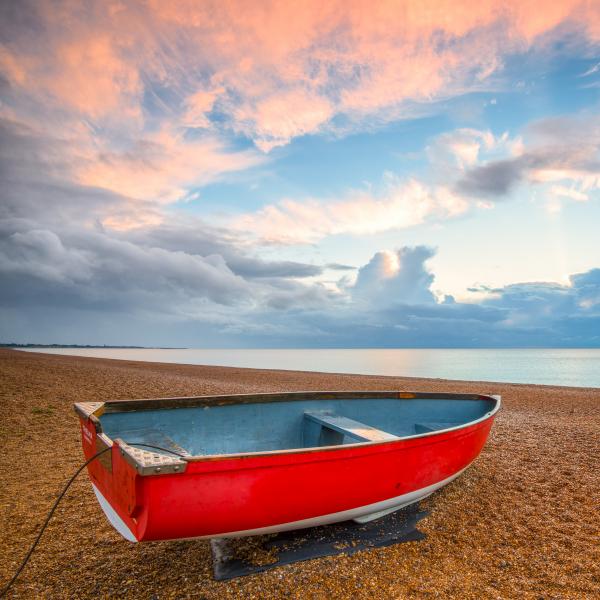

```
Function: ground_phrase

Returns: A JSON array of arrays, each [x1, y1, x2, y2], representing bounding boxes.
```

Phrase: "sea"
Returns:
[[18, 347, 600, 388]]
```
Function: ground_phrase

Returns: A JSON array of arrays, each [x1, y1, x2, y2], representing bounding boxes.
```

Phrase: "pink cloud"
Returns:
[[182, 88, 224, 128], [5, 1, 600, 142], [2, 0, 600, 221], [51, 34, 141, 121], [75, 129, 263, 204], [0, 44, 26, 86], [231, 88, 334, 152]]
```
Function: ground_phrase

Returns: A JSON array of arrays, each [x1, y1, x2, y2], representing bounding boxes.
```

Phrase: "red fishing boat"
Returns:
[[74, 391, 500, 542]]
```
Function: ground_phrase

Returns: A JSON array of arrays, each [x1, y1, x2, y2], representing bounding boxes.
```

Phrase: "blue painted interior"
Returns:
[[100, 397, 495, 456]]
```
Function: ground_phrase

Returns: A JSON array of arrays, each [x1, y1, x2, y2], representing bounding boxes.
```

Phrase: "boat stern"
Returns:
[[74, 401, 187, 542]]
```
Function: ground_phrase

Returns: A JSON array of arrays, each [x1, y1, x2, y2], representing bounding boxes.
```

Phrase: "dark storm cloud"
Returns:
[[0, 216, 334, 314]]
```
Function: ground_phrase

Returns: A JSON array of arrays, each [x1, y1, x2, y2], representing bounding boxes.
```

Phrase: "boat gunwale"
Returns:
[[74, 391, 501, 468]]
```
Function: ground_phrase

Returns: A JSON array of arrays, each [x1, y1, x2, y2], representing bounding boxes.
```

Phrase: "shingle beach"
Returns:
[[1, 348, 598, 599]]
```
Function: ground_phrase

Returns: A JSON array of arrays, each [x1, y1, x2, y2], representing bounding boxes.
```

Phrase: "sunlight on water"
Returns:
[[18, 348, 600, 387]]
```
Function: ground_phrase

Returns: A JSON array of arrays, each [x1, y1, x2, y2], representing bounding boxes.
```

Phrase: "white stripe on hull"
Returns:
[[91, 484, 137, 542], [93, 465, 468, 543], [208, 465, 468, 539]]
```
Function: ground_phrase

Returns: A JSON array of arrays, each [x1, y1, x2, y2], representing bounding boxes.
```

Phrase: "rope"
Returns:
[[0, 443, 186, 597]]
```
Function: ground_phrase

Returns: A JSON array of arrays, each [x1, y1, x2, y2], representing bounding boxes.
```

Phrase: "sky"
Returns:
[[1, 0, 600, 347]]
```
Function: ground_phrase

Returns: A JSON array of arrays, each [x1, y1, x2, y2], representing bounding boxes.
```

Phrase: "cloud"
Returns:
[[323, 247, 600, 348], [264, 281, 336, 310], [0, 118, 338, 321], [3, 1, 600, 162], [456, 158, 525, 196], [0, 213, 349, 322], [230, 88, 334, 152], [0, 220, 251, 308], [0, 118, 149, 227], [2, 225, 600, 346], [348, 252, 600, 347], [74, 129, 263, 205], [0, 116, 262, 223], [353, 246, 436, 306], [2, 2, 600, 347], [456, 114, 600, 200], [230, 128, 519, 245], [121, 220, 329, 280], [233, 176, 470, 244], [262, 258, 600, 348], [0, 0, 598, 246], [426, 129, 497, 171]]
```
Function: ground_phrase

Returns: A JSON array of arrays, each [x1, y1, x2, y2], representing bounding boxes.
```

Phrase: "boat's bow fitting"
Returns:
[[116, 439, 188, 476], [73, 401, 105, 419]]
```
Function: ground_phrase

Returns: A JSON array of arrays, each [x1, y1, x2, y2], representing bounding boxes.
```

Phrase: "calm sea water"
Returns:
[[19, 347, 600, 388]]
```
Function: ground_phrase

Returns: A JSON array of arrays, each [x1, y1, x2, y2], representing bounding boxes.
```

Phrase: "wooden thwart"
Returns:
[[304, 411, 399, 443]]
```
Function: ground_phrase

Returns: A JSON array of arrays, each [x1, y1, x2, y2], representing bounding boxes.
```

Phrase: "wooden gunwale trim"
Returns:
[[89, 390, 499, 414]]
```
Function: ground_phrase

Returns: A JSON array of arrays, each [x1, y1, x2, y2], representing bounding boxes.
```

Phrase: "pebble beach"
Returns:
[[1, 348, 598, 599]]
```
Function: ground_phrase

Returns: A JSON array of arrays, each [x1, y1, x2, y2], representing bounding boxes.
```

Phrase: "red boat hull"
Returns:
[[79, 409, 496, 541]]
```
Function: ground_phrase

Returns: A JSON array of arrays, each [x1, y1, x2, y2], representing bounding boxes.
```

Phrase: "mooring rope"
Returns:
[[0, 443, 187, 597]]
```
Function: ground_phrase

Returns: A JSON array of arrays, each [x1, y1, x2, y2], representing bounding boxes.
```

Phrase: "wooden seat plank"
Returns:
[[304, 411, 399, 443]]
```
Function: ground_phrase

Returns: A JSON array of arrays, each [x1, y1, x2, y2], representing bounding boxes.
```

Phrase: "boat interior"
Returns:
[[97, 395, 497, 457]]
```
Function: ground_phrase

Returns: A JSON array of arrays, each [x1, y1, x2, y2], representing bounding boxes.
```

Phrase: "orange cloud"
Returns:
[[75, 129, 263, 203], [6, 1, 600, 135], [231, 88, 334, 151], [182, 88, 224, 128], [2, 0, 600, 210], [0, 44, 27, 86], [51, 34, 141, 121]]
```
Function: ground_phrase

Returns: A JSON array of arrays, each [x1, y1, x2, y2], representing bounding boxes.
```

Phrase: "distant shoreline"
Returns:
[[1, 343, 187, 349]]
